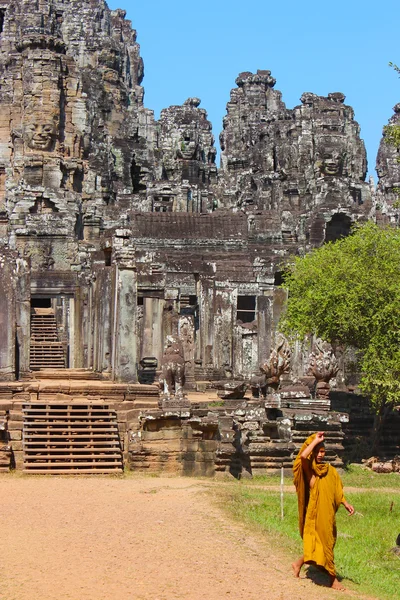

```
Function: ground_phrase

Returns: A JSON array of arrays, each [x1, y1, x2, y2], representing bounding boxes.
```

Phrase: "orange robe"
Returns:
[[293, 434, 344, 576]]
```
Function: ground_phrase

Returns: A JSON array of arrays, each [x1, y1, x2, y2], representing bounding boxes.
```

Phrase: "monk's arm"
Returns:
[[341, 498, 355, 515], [300, 431, 324, 460]]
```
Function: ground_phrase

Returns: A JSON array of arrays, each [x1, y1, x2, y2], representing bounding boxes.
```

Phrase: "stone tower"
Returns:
[[0, 0, 151, 380], [376, 103, 400, 224], [218, 70, 372, 246]]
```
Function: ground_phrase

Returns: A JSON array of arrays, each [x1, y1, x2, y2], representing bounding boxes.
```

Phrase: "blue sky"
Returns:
[[108, 0, 399, 179]]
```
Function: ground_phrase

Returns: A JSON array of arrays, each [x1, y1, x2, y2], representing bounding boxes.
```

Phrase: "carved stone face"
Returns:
[[320, 152, 343, 176], [23, 120, 57, 151], [176, 133, 198, 160]]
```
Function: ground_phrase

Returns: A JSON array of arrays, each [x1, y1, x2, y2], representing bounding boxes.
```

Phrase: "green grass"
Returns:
[[341, 464, 400, 489], [214, 466, 400, 600], [240, 464, 400, 490]]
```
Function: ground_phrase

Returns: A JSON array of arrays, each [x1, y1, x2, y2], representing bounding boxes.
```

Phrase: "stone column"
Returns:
[[68, 297, 75, 369], [93, 269, 112, 374], [73, 284, 84, 368], [257, 292, 272, 367], [198, 277, 214, 368], [15, 256, 31, 379], [0, 249, 17, 380], [142, 297, 154, 358], [214, 285, 234, 372], [112, 248, 137, 382]]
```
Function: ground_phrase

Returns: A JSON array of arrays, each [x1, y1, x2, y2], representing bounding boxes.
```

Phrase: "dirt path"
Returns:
[[0, 475, 374, 600]]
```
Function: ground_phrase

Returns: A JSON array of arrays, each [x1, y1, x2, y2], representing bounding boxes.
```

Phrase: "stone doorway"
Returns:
[[29, 297, 69, 370]]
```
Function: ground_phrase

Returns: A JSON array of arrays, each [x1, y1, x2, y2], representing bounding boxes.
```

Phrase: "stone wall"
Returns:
[[331, 391, 400, 462], [127, 390, 348, 477]]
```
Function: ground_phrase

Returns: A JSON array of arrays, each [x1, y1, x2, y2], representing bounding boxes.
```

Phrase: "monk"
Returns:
[[292, 431, 354, 590]]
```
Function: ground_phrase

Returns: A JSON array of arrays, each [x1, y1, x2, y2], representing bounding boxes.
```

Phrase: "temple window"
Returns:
[[236, 295, 256, 323], [0, 9, 5, 34], [104, 249, 112, 266], [131, 158, 146, 192], [351, 188, 363, 205], [180, 295, 197, 308], [153, 195, 173, 212], [73, 169, 83, 193]]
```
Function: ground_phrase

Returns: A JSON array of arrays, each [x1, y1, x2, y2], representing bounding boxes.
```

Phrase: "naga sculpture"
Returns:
[[307, 339, 339, 399], [251, 333, 291, 397]]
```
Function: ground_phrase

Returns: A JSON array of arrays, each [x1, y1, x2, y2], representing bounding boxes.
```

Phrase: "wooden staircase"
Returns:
[[22, 404, 123, 474], [30, 308, 66, 370]]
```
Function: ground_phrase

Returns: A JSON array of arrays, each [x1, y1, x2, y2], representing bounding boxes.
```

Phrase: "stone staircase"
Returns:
[[22, 403, 123, 474], [30, 308, 66, 370]]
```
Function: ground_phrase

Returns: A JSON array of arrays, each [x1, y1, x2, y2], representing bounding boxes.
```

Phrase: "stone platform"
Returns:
[[0, 370, 349, 476]]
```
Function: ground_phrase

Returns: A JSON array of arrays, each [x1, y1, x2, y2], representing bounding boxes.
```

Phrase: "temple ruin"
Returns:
[[0, 0, 398, 475]]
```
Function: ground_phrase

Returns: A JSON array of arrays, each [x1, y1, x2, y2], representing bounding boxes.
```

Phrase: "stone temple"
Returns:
[[0, 0, 398, 475]]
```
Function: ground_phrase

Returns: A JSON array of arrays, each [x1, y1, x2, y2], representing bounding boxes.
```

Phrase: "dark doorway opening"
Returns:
[[325, 213, 352, 243], [15, 333, 20, 380], [31, 297, 51, 309]]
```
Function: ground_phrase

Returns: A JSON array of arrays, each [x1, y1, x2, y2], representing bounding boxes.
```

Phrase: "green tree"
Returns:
[[280, 222, 400, 450]]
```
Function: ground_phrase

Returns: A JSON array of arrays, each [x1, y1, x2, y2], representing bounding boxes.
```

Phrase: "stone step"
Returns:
[[24, 441, 120, 447], [24, 414, 117, 422], [23, 461, 122, 468], [24, 453, 123, 460], [24, 433, 120, 439], [30, 313, 66, 370], [22, 403, 123, 474], [30, 345, 65, 350], [23, 406, 116, 412], [24, 425, 119, 432], [23, 468, 123, 474], [28, 369, 108, 380]]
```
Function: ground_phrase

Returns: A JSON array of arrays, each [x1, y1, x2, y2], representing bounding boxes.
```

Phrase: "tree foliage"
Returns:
[[280, 222, 400, 415]]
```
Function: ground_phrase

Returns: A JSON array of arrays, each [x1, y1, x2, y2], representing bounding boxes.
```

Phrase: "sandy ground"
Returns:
[[0, 475, 375, 600]]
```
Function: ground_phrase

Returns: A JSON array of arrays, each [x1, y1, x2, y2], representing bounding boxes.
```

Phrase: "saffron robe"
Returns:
[[293, 434, 345, 576]]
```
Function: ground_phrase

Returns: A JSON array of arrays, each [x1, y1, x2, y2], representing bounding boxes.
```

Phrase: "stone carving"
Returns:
[[138, 357, 158, 385], [252, 334, 292, 394], [23, 118, 58, 152], [316, 147, 344, 177], [151, 98, 217, 212], [218, 70, 371, 245], [307, 339, 339, 400], [250, 372, 268, 399], [215, 380, 247, 400], [159, 335, 186, 401]]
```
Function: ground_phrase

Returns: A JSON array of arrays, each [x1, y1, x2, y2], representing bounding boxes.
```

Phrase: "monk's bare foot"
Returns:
[[331, 577, 346, 591], [292, 558, 303, 578]]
